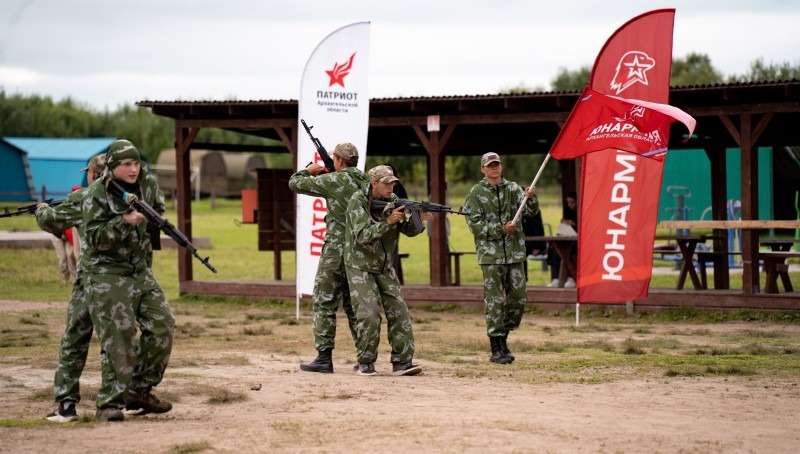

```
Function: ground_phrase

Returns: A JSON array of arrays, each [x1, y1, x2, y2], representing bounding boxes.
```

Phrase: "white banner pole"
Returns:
[[512, 153, 551, 224]]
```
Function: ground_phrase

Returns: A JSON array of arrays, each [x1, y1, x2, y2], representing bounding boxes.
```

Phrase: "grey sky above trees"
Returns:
[[1, 0, 798, 111]]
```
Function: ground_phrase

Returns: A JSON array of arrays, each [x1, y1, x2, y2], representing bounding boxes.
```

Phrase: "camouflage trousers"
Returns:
[[86, 268, 174, 408], [53, 276, 93, 404], [346, 266, 414, 364], [311, 252, 357, 351], [480, 262, 527, 337]]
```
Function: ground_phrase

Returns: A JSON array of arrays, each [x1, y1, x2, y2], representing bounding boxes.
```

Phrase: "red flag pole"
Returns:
[[511, 153, 552, 224]]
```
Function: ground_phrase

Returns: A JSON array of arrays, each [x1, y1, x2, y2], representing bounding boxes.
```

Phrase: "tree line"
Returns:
[[1, 53, 797, 191]]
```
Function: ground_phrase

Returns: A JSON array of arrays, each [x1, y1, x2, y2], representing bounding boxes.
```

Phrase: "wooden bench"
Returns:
[[653, 243, 680, 259], [759, 251, 800, 293], [396, 252, 409, 284], [653, 244, 682, 270], [696, 250, 742, 289], [447, 250, 476, 286]]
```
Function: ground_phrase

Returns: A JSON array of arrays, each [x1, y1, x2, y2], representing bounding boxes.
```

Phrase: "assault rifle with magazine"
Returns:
[[0, 199, 64, 218], [370, 198, 468, 231], [300, 119, 336, 173], [107, 179, 218, 273]]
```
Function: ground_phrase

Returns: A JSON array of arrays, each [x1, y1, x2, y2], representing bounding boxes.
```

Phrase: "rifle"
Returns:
[[107, 179, 218, 273], [371, 198, 469, 231], [300, 119, 336, 173], [0, 199, 64, 218]]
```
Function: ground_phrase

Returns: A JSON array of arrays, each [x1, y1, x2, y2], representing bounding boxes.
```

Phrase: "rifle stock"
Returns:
[[300, 119, 336, 173], [107, 179, 218, 273]]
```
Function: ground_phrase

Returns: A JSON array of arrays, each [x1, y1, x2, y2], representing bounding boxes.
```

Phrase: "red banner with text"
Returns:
[[577, 9, 675, 303], [550, 87, 694, 162]]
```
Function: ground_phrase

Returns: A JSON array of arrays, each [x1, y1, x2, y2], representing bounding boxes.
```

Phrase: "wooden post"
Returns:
[[706, 144, 730, 289], [738, 114, 760, 294], [175, 125, 200, 293], [414, 123, 455, 287]]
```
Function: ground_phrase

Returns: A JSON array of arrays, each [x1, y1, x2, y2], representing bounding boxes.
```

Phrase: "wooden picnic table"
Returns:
[[661, 220, 800, 229], [655, 234, 711, 290], [661, 220, 800, 294], [760, 238, 800, 252]]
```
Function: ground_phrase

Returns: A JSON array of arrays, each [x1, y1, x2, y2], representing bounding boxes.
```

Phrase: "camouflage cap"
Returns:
[[332, 142, 358, 160], [480, 152, 501, 167], [80, 154, 106, 173], [368, 165, 400, 184], [106, 139, 140, 169]]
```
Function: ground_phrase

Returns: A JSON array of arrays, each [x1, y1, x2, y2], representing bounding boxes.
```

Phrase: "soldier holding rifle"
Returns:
[[289, 141, 368, 373], [345, 165, 433, 376], [81, 139, 174, 421]]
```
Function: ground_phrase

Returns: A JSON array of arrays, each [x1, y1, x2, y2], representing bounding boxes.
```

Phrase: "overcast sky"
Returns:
[[1, 0, 798, 111]]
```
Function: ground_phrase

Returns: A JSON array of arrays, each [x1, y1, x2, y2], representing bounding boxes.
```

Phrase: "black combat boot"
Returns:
[[489, 337, 512, 364], [500, 334, 515, 362], [300, 348, 334, 373]]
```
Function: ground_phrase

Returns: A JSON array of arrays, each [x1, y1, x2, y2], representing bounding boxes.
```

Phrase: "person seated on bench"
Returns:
[[522, 211, 547, 280], [547, 191, 577, 288]]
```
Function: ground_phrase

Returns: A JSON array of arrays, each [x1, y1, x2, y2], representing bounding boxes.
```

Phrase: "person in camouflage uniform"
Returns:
[[81, 139, 174, 421], [345, 165, 432, 376], [464, 152, 539, 365], [48, 230, 77, 283], [288, 142, 368, 373], [36, 154, 105, 422]]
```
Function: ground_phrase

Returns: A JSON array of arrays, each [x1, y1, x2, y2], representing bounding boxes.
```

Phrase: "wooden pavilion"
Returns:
[[138, 79, 800, 311]]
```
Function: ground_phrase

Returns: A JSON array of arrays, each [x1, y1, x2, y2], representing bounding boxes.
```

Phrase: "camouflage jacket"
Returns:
[[36, 188, 86, 238], [81, 171, 165, 275], [289, 167, 369, 254], [464, 177, 540, 265], [345, 184, 424, 274]]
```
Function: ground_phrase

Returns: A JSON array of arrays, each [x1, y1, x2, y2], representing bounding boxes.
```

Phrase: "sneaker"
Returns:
[[352, 364, 359, 373], [45, 400, 78, 423], [356, 363, 378, 376], [528, 253, 547, 260], [95, 407, 125, 422], [546, 278, 560, 288], [125, 390, 173, 416], [565, 277, 576, 288], [392, 362, 422, 376]]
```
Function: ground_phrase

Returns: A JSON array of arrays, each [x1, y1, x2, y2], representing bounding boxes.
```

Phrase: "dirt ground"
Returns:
[[1, 300, 799, 454]]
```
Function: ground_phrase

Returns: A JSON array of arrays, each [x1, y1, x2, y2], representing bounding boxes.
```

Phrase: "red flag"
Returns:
[[551, 87, 695, 161], [576, 9, 675, 303]]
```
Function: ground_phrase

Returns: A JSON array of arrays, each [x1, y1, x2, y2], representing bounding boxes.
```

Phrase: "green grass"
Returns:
[[2, 195, 799, 302], [206, 387, 248, 404], [169, 442, 213, 454]]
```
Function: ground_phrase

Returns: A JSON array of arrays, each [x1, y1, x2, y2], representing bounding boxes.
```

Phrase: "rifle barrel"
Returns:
[[107, 179, 218, 273]]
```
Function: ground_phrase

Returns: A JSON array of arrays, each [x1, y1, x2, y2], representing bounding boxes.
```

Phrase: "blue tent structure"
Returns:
[[1, 137, 116, 200], [0, 141, 35, 201]]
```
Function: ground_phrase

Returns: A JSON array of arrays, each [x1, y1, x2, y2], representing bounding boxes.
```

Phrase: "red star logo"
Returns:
[[610, 51, 656, 95], [325, 52, 356, 88]]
